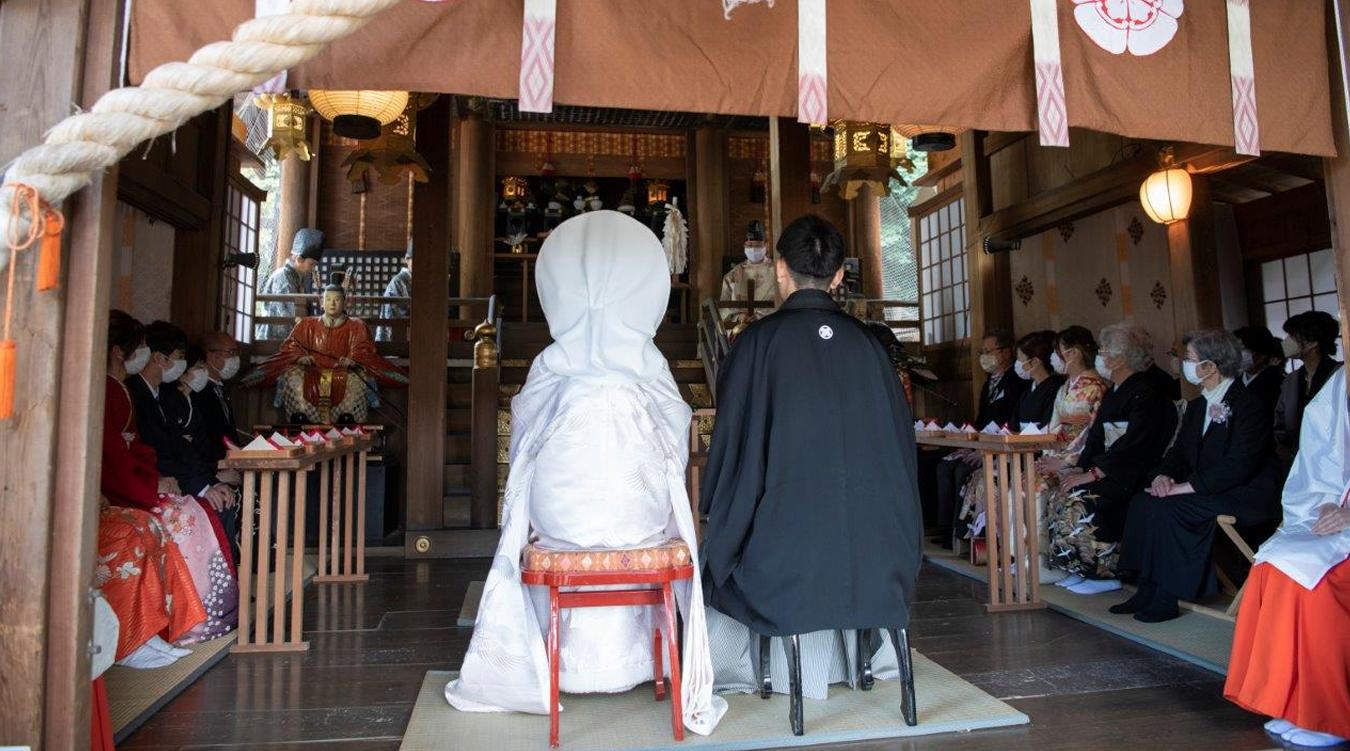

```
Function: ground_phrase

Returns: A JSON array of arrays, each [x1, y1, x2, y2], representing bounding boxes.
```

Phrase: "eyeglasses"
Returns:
[[979, 346, 1010, 355], [208, 348, 240, 356]]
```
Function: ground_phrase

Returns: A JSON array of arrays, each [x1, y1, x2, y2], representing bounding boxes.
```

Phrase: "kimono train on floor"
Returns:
[[444, 211, 727, 734]]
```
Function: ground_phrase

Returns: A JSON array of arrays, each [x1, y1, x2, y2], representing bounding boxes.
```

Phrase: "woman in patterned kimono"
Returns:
[[98, 499, 207, 665], [104, 311, 239, 644]]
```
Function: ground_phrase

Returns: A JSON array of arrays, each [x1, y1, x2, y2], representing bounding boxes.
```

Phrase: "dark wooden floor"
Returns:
[[122, 558, 1278, 751]]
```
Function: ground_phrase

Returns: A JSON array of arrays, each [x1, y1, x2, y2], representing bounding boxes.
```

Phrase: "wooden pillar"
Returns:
[[1166, 175, 1222, 336], [693, 127, 729, 308], [769, 117, 812, 248], [456, 110, 494, 307], [276, 150, 312, 270], [169, 106, 230, 336], [406, 97, 453, 541], [853, 185, 884, 299], [960, 131, 1010, 404], [1325, 0, 1350, 386]]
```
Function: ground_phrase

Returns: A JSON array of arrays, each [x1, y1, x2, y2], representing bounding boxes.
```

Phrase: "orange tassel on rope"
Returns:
[[1, 183, 46, 420], [37, 208, 64, 292]]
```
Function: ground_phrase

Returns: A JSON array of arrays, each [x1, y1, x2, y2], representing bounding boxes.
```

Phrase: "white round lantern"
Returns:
[[308, 90, 409, 140], [1139, 167, 1193, 225]]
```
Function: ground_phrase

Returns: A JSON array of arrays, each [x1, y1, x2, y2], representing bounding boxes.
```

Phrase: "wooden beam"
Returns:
[[169, 106, 231, 337], [692, 127, 729, 309], [912, 157, 962, 188], [276, 150, 313, 271], [117, 157, 212, 229], [406, 96, 453, 542], [982, 132, 1030, 158], [455, 111, 495, 308], [1167, 175, 1223, 339], [1262, 153, 1326, 183], [854, 185, 884, 298], [768, 117, 812, 246]]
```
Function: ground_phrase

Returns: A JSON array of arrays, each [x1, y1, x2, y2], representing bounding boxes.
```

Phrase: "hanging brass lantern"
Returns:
[[260, 93, 312, 162], [646, 180, 670, 206], [340, 100, 432, 186], [821, 120, 911, 200]]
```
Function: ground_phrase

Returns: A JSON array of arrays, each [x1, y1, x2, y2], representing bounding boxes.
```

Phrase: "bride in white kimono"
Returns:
[[444, 211, 727, 735]]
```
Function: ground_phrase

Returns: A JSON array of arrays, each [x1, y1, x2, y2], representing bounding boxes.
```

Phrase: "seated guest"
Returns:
[[929, 329, 1029, 547], [99, 498, 206, 669], [445, 212, 726, 734], [954, 330, 1065, 544], [194, 331, 244, 464], [698, 214, 922, 702], [1044, 323, 1178, 593], [1112, 329, 1281, 622], [106, 313, 237, 641], [1225, 370, 1350, 748], [1274, 310, 1342, 463], [1234, 325, 1285, 421]]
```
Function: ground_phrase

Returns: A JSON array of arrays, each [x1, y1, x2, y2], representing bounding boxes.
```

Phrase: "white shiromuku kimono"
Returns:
[[1253, 371, 1350, 589], [444, 211, 727, 735]]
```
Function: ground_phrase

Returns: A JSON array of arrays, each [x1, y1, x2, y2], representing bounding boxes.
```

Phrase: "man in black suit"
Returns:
[[1234, 325, 1285, 422], [928, 330, 1029, 546], [125, 321, 235, 512], [194, 331, 245, 466], [1113, 329, 1281, 623]]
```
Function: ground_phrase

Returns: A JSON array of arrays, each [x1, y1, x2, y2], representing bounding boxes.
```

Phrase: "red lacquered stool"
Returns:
[[521, 539, 693, 748]]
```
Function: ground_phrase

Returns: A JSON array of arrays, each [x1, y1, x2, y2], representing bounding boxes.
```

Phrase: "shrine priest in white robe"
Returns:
[[445, 211, 727, 735]]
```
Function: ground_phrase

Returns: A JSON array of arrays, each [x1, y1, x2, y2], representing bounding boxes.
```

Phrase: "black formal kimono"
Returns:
[[1274, 359, 1342, 460], [1016, 374, 1065, 428], [1073, 371, 1179, 541], [700, 289, 923, 636], [1241, 365, 1283, 425], [125, 375, 216, 495], [1118, 380, 1281, 601]]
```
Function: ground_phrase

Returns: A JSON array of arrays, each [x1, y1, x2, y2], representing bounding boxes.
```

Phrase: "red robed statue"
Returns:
[[245, 285, 407, 423]]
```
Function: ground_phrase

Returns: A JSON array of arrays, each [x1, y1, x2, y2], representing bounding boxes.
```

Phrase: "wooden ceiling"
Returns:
[[1208, 153, 1323, 205], [483, 98, 768, 131]]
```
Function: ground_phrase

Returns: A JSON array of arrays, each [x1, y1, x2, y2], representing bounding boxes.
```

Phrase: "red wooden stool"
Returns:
[[521, 539, 693, 748]]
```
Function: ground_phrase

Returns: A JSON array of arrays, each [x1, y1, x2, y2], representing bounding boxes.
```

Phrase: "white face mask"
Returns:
[[161, 357, 187, 383], [1281, 336, 1303, 359], [1050, 351, 1067, 375], [744, 244, 768, 264], [219, 355, 241, 381], [1013, 358, 1032, 380], [124, 345, 151, 375], [1181, 360, 1206, 386], [185, 367, 210, 393], [1239, 349, 1254, 371], [979, 353, 998, 374], [1095, 353, 1113, 380]]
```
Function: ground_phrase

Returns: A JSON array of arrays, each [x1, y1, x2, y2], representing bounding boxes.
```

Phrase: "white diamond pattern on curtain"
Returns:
[[1030, 0, 1069, 147], [797, 0, 827, 125], [1226, 0, 1259, 156], [518, 0, 557, 114]]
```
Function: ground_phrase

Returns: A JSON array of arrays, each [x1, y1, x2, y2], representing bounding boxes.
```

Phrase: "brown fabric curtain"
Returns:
[[128, 0, 1335, 156]]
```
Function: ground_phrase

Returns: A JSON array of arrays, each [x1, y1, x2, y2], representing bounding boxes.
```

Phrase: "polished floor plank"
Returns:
[[123, 560, 1276, 750]]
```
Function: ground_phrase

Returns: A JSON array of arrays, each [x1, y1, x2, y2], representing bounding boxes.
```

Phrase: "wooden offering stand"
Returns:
[[916, 431, 1062, 613], [221, 431, 376, 653]]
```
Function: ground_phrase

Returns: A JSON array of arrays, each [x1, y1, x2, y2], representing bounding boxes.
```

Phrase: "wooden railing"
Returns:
[[250, 294, 500, 352]]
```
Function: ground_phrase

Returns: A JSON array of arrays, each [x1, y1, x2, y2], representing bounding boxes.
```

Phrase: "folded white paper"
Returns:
[[981, 421, 1002, 434], [269, 432, 296, 448], [240, 435, 277, 452], [1020, 423, 1048, 435]]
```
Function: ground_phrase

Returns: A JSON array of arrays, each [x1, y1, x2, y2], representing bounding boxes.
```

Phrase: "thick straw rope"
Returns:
[[0, 0, 404, 272]]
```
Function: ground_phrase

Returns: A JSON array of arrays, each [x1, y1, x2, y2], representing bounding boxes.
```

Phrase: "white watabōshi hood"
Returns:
[[535, 211, 671, 382]]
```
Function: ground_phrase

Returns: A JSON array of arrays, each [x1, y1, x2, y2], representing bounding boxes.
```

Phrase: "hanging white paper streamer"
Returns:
[[1030, 0, 1069, 147], [796, 0, 827, 125], [518, 0, 557, 113], [1226, 0, 1259, 156]]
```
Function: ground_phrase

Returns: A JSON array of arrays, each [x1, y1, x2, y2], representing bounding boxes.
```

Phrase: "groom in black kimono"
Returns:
[[700, 215, 923, 640]]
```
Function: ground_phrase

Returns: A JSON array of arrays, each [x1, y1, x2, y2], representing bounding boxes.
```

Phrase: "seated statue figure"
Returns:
[[247, 284, 407, 424]]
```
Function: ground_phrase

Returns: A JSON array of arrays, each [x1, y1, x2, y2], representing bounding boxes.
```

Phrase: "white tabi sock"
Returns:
[[1282, 728, 1347, 747], [146, 635, 193, 658], [1265, 719, 1297, 736], [115, 641, 179, 669], [1055, 574, 1086, 589], [1066, 578, 1122, 595]]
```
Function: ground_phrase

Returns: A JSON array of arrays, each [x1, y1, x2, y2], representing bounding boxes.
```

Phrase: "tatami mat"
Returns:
[[403, 656, 1028, 751], [106, 554, 318, 742], [923, 546, 1233, 674], [458, 580, 485, 627]]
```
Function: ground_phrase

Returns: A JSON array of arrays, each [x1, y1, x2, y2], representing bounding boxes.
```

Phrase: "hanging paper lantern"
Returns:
[[894, 124, 963, 152], [821, 120, 908, 200], [308, 90, 409, 139], [340, 100, 431, 185], [1140, 150, 1193, 225], [260, 93, 312, 162]]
